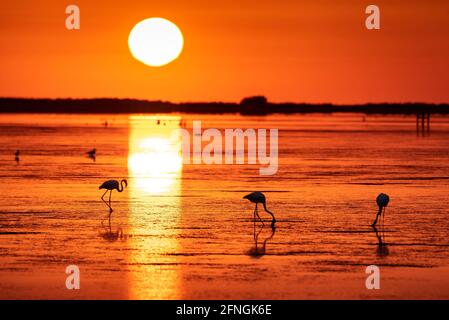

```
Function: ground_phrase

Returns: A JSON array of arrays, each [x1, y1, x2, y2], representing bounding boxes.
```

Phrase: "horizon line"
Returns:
[[1, 96, 449, 106]]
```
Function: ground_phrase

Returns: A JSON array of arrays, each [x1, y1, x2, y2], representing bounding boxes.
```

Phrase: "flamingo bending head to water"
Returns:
[[243, 191, 276, 226], [99, 179, 127, 214], [372, 193, 390, 227]]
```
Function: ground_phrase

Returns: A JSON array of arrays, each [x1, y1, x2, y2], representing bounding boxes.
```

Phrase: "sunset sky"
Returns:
[[1, 0, 448, 103]]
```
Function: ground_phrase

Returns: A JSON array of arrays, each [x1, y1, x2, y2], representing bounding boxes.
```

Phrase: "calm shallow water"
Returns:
[[1, 113, 449, 299]]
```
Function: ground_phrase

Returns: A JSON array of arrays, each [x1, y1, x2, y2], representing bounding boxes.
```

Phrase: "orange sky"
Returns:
[[0, 0, 448, 103]]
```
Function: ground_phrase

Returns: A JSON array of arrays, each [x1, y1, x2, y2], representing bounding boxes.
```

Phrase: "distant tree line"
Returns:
[[1, 97, 448, 115]]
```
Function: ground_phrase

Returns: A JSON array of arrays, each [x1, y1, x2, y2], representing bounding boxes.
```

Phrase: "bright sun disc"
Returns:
[[128, 18, 184, 67]]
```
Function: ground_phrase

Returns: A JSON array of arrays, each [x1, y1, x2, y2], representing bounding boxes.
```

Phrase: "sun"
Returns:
[[128, 18, 184, 67]]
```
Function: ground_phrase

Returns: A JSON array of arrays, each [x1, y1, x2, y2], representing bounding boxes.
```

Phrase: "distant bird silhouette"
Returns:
[[14, 150, 20, 163], [99, 179, 127, 214], [86, 148, 96, 162], [372, 193, 390, 227], [87, 148, 96, 157], [243, 191, 276, 226]]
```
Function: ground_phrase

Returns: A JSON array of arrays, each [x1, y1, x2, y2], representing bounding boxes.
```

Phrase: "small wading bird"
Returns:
[[99, 179, 128, 214], [14, 150, 20, 163], [87, 148, 96, 157], [87, 148, 96, 162], [372, 193, 390, 227], [243, 191, 276, 226]]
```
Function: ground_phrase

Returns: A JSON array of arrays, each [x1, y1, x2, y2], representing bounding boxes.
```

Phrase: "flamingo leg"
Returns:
[[255, 204, 264, 225], [372, 206, 382, 227], [109, 190, 113, 213], [371, 214, 378, 227], [101, 189, 113, 212], [253, 214, 256, 241]]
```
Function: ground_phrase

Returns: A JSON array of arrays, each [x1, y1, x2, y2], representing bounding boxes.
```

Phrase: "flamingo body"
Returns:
[[372, 193, 390, 227], [376, 193, 389, 208], [99, 179, 127, 191], [87, 148, 96, 156], [243, 191, 266, 204], [243, 191, 276, 226]]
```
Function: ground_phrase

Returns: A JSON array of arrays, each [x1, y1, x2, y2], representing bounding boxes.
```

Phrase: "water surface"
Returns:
[[1, 113, 449, 299]]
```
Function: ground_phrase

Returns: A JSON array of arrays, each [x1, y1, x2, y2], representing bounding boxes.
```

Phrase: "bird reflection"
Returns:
[[247, 221, 276, 258], [372, 225, 389, 257], [99, 217, 130, 242]]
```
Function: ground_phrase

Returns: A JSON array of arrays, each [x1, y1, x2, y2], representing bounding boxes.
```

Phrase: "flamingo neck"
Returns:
[[263, 202, 276, 221], [118, 180, 125, 192]]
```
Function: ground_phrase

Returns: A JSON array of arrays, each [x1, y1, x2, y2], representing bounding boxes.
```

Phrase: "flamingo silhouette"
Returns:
[[243, 191, 276, 226], [372, 193, 390, 227], [99, 179, 127, 214]]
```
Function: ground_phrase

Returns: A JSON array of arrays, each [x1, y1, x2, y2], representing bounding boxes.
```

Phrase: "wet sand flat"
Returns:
[[1, 113, 449, 299]]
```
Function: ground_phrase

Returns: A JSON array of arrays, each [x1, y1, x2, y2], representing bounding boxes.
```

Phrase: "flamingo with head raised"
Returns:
[[99, 179, 127, 214]]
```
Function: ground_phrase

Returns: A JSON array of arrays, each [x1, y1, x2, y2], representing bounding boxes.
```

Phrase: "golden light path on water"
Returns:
[[127, 115, 183, 299]]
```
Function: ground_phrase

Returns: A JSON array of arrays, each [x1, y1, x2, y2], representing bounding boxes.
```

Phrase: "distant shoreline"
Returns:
[[1, 98, 449, 115]]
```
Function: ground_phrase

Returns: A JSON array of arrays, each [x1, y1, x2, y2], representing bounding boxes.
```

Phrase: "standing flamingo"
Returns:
[[99, 179, 127, 213], [243, 191, 276, 226], [372, 193, 390, 227]]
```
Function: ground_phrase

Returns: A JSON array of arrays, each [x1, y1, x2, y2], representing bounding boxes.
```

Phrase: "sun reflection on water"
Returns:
[[127, 115, 183, 299], [128, 136, 182, 194]]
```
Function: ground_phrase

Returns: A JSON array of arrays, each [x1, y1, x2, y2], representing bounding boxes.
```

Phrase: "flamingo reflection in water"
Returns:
[[247, 222, 276, 258], [372, 225, 389, 257], [99, 217, 131, 242]]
